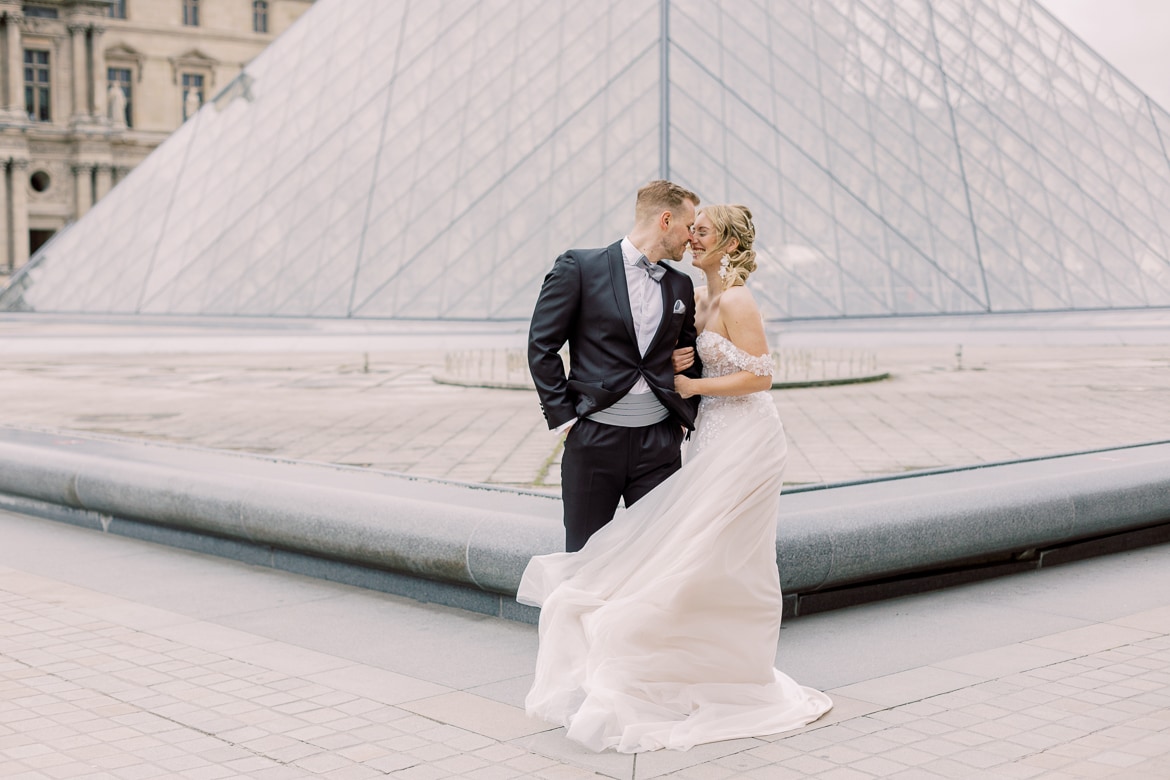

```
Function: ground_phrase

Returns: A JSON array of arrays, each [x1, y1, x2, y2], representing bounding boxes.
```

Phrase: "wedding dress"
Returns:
[[517, 330, 832, 753]]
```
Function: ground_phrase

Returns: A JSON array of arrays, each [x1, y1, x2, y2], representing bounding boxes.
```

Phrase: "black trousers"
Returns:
[[560, 417, 685, 552]]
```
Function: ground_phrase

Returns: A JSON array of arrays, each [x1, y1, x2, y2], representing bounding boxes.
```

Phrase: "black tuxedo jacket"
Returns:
[[528, 241, 702, 431]]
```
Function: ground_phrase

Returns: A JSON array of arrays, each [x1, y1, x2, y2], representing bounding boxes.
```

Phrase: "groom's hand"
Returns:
[[672, 347, 695, 373]]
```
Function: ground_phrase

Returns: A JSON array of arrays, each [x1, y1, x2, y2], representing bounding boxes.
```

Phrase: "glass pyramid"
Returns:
[[4, 0, 1170, 320]]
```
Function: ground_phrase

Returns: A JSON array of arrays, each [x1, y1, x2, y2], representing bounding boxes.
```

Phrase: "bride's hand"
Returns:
[[675, 374, 697, 398], [672, 347, 695, 373]]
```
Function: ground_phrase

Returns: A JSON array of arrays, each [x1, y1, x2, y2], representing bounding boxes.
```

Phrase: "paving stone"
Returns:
[[878, 745, 936, 767], [363, 753, 419, 773], [774, 753, 838, 774], [466, 766, 532, 780], [813, 767, 876, 779], [320, 765, 386, 780], [400, 691, 552, 741], [831, 666, 984, 708], [502, 752, 559, 772]]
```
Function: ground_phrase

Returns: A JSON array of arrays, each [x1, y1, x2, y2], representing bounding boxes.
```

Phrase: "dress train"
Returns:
[[518, 396, 831, 752]]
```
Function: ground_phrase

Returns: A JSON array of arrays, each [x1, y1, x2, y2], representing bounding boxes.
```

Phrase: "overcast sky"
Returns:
[[1041, 0, 1170, 109]]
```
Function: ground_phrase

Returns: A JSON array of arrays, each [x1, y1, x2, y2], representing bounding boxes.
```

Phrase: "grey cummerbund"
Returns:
[[586, 392, 670, 427]]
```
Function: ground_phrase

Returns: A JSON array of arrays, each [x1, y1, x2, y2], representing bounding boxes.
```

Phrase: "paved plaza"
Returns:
[[1, 509, 1169, 779], [1, 313, 1169, 778], [1, 316, 1169, 490]]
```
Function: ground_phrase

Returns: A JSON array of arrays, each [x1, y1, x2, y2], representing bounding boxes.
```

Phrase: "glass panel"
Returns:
[[4, 0, 1170, 321]]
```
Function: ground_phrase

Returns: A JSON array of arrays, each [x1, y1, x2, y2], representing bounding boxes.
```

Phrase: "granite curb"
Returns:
[[0, 426, 1168, 620]]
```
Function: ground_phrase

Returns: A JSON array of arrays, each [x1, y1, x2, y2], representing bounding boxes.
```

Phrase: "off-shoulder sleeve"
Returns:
[[727, 343, 774, 377]]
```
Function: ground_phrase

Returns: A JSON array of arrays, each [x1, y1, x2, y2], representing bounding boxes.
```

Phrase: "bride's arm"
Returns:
[[674, 288, 772, 398]]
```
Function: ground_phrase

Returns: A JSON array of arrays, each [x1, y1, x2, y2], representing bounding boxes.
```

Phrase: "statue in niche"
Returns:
[[108, 84, 126, 127], [184, 88, 201, 120]]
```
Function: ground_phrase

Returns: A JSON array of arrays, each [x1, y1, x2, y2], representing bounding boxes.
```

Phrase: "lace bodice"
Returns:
[[689, 331, 780, 456], [697, 330, 774, 380]]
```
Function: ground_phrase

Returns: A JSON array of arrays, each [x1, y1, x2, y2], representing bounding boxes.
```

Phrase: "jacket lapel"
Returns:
[[608, 242, 638, 347], [645, 268, 677, 356]]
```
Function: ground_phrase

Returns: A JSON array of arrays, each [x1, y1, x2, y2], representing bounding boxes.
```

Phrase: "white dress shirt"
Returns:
[[620, 237, 663, 395]]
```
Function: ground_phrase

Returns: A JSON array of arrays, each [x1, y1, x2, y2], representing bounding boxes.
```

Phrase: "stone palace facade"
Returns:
[[0, 0, 312, 279]]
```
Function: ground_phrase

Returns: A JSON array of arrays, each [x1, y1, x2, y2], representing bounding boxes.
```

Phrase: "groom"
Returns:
[[528, 180, 703, 552]]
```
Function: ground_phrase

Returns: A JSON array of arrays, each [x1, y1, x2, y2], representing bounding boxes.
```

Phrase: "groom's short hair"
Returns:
[[635, 180, 699, 223]]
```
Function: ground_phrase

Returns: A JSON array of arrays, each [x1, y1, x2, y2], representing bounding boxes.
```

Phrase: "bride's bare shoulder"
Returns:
[[720, 287, 768, 355], [720, 285, 760, 317]]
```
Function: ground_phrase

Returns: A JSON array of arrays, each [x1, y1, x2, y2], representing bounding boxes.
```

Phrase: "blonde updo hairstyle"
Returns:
[[700, 204, 757, 289]]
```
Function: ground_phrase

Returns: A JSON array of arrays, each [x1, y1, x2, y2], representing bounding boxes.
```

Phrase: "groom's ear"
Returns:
[[657, 210, 672, 232]]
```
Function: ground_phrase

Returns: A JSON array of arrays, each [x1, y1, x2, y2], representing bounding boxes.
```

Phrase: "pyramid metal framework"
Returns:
[[4, 0, 1170, 320]]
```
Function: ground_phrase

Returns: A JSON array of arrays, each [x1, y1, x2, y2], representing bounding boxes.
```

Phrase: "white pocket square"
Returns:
[[673, 299, 686, 314]]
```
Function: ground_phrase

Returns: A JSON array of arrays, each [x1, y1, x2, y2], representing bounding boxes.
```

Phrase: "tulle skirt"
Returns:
[[518, 411, 832, 753]]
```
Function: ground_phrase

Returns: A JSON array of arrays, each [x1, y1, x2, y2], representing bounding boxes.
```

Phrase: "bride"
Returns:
[[517, 204, 831, 753]]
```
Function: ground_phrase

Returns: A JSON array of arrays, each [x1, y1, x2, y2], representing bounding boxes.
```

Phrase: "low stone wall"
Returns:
[[1, 426, 1168, 621]]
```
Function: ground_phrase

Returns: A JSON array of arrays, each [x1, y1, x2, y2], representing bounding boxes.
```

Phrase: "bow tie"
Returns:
[[635, 255, 666, 282]]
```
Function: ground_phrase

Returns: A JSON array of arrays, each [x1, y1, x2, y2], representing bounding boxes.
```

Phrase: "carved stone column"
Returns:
[[69, 23, 88, 120], [3, 11, 23, 119], [91, 25, 106, 119], [73, 163, 93, 217], [0, 160, 10, 272], [10, 158, 28, 269], [94, 163, 112, 201]]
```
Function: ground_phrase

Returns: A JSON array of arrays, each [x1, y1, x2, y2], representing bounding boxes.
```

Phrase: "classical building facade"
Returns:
[[0, 0, 312, 278]]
